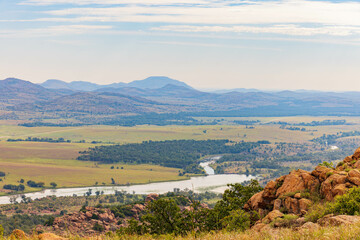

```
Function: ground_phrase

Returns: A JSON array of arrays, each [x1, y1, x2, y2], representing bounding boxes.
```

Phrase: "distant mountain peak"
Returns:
[[128, 76, 192, 89]]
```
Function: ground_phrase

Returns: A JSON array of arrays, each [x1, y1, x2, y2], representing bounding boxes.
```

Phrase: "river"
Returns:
[[0, 156, 256, 204]]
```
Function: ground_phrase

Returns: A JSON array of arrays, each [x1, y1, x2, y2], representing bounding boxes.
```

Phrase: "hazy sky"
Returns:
[[1, 0, 360, 90]]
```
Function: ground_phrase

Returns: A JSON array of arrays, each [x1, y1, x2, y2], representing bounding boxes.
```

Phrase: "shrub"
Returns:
[[221, 209, 252, 231], [93, 222, 104, 232], [329, 187, 360, 215], [305, 202, 330, 222]]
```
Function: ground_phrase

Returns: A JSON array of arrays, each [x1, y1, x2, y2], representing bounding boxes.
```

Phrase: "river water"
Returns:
[[0, 156, 255, 204]]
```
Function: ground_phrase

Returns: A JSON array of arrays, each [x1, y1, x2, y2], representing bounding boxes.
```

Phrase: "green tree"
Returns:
[[142, 198, 182, 235], [214, 179, 263, 219]]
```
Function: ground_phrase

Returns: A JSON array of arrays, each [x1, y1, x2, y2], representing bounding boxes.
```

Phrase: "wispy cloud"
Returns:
[[40, 1, 360, 26], [152, 24, 360, 36], [3, 0, 360, 40], [145, 40, 282, 51], [0, 25, 112, 38], [19, 0, 210, 6]]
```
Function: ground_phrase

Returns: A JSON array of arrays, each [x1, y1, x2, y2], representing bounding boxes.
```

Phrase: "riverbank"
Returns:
[[0, 174, 256, 204]]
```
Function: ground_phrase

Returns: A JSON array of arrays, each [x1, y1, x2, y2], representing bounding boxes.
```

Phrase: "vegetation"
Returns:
[[7, 137, 71, 143], [78, 140, 262, 171], [118, 180, 262, 236]]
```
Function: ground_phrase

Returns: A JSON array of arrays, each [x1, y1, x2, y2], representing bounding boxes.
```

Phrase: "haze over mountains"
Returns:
[[1, 76, 360, 124]]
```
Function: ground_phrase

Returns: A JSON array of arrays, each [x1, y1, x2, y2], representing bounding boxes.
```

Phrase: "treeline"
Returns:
[[98, 113, 217, 127], [311, 131, 360, 145], [270, 119, 349, 127], [77, 140, 263, 171], [7, 137, 71, 143], [232, 120, 260, 125], [19, 122, 85, 127]]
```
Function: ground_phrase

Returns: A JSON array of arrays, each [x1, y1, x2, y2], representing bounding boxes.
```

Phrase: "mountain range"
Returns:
[[1, 76, 360, 124], [40, 76, 192, 92]]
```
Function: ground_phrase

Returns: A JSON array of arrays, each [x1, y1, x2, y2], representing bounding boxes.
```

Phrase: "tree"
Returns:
[[214, 179, 263, 219], [141, 198, 182, 235], [50, 182, 57, 188]]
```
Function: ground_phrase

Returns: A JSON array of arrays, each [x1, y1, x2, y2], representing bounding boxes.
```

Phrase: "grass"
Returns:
[[8, 223, 360, 240]]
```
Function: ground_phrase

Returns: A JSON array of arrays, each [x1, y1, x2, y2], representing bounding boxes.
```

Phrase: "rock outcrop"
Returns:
[[246, 147, 360, 217], [50, 207, 119, 237]]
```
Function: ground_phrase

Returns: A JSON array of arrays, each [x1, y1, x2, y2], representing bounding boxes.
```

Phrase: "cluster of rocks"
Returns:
[[245, 147, 360, 230], [47, 193, 159, 237], [50, 207, 118, 236]]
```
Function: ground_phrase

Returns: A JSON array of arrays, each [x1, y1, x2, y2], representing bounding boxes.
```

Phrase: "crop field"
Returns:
[[1, 116, 360, 194], [0, 141, 187, 195]]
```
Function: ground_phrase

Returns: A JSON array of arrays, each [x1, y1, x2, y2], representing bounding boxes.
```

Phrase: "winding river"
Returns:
[[0, 156, 256, 204]]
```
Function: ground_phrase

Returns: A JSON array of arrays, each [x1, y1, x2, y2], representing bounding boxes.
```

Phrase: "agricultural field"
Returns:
[[0, 141, 187, 195]]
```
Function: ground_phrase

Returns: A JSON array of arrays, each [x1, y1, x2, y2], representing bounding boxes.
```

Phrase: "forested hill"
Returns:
[[77, 140, 265, 172]]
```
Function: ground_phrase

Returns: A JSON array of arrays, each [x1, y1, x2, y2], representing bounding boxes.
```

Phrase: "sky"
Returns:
[[1, 0, 360, 91]]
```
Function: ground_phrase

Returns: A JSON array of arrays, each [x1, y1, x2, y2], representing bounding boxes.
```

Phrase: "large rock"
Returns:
[[273, 199, 282, 211], [348, 169, 360, 179], [246, 191, 265, 210], [262, 210, 284, 223], [298, 222, 320, 231], [299, 198, 312, 212], [263, 180, 277, 199], [311, 166, 334, 182], [276, 170, 319, 198], [348, 177, 360, 186], [284, 197, 299, 214], [318, 215, 360, 226], [320, 174, 348, 201]]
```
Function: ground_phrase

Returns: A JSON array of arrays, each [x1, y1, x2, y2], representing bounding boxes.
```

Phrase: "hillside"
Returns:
[[0, 78, 61, 107], [23, 92, 177, 115]]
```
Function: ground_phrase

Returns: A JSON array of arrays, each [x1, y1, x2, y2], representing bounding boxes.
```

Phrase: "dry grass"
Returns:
[[7, 223, 360, 240], [86, 223, 360, 240]]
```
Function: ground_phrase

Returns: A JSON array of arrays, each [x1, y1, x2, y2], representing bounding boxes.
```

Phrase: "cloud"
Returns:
[[19, 0, 210, 6], [4, 0, 360, 39], [0, 25, 112, 38], [152, 24, 360, 36]]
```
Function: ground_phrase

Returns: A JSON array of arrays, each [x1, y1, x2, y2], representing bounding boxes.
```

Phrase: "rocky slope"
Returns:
[[244, 147, 360, 229]]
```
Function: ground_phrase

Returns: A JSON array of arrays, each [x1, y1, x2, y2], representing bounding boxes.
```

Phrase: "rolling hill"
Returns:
[[2, 77, 360, 124]]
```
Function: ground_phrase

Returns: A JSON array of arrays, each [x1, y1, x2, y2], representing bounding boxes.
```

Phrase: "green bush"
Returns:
[[329, 187, 360, 215], [304, 202, 329, 222], [221, 209, 252, 231]]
